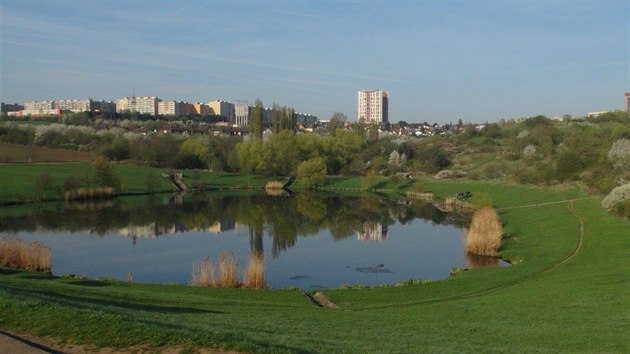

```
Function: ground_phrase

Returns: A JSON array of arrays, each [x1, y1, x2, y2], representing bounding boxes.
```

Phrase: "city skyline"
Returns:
[[1, 1, 628, 123]]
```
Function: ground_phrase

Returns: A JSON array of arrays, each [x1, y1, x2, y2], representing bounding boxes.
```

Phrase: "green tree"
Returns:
[[297, 157, 327, 189], [94, 157, 121, 190], [249, 99, 264, 141], [34, 174, 55, 200]]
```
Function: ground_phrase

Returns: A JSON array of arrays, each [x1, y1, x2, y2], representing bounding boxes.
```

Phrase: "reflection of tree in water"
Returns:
[[0, 193, 469, 258]]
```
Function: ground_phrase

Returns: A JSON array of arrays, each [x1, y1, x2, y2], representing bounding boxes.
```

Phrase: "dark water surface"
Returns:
[[0, 192, 497, 289]]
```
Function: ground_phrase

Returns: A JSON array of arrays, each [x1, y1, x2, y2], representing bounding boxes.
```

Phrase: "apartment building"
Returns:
[[625, 92, 630, 112], [158, 100, 194, 116], [208, 100, 235, 121], [358, 89, 389, 124], [116, 96, 161, 115]]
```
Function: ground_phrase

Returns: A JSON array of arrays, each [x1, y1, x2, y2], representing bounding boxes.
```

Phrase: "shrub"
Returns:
[[602, 183, 630, 212], [34, 174, 55, 199], [608, 138, 630, 171], [465, 207, 503, 256]]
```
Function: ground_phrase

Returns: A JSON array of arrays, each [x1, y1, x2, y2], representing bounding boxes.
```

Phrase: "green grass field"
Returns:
[[0, 181, 627, 353]]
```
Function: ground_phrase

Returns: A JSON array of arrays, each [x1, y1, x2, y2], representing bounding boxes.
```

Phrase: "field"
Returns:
[[0, 181, 627, 353], [0, 143, 94, 163]]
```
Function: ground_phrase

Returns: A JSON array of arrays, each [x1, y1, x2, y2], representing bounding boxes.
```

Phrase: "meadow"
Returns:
[[0, 181, 627, 353]]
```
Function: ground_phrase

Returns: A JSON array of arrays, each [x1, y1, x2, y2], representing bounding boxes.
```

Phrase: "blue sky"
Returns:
[[1, 1, 628, 123]]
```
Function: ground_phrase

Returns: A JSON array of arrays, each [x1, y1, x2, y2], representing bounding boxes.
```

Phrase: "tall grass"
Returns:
[[464, 207, 503, 256], [64, 187, 115, 201], [218, 252, 240, 288], [243, 253, 266, 289], [0, 237, 51, 271], [191, 256, 217, 287]]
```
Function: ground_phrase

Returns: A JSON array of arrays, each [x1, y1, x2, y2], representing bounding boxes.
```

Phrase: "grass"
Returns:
[[464, 207, 503, 256], [0, 237, 51, 272], [0, 183, 628, 353]]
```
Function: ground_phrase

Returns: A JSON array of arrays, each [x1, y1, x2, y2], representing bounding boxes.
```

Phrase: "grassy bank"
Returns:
[[0, 183, 627, 353], [0, 163, 282, 204]]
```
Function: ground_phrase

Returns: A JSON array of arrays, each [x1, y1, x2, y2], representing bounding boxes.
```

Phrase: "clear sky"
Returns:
[[1, 1, 628, 123]]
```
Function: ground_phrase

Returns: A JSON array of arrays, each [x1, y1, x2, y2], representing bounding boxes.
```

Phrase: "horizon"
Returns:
[[1, 1, 628, 123]]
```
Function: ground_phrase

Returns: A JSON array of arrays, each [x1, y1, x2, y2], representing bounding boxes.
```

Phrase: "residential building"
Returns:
[[235, 100, 249, 126], [1, 103, 24, 113], [295, 112, 318, 125], [116, 96, 161, 115], [24, 100, 55, 111], [192, 102, 211, 116], [92, 100, 116, 113], [208, 100, 235, 121], [357, 222, 388, 242], [55, 99, 91, 112], [625, 92, 630, 112], [158, 100, 193, 116], [358, 89, 389, 124]]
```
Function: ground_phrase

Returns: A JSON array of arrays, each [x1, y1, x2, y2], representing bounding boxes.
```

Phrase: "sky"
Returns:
[[0, 0, 628, 123]]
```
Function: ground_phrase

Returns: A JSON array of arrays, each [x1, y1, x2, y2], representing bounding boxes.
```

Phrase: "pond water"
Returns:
[[0, 192, 501, 289]]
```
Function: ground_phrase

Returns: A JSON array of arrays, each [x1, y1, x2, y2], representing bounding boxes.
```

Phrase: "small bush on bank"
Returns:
[[602, 183, 630, 217], [465, 207, 503, 256]]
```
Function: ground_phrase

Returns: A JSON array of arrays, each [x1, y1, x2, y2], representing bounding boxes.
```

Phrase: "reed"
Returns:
[[190, 256, 216, 287], [465, 252, 500, 269], [64, 187, 115, 201], [264, 181, 284, 190], [218, 251, 240, 288], [243, 253, 266, 289], [464, 207, 503, 256], [0, 237, 51, 271]]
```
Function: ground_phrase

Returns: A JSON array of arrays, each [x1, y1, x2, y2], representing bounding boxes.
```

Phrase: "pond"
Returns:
[[0, 192, 502, 289]]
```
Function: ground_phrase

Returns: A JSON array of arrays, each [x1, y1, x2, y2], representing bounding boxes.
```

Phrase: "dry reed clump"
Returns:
[[464, 207, 503, 256], [190, 256, 217, 287], [264, 181, 284, 190], [465, 252, 500, 269], [243, 253, 266, 289], [65, 187, 115, 201], [218, 252, 240, 288], [0, 237, 51, 271]]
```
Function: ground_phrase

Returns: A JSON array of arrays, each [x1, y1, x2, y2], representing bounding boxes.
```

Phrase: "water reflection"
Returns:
[[0, 192, 468, 259]]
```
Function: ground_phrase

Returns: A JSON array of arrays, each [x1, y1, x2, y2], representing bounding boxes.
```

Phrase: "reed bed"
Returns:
[[190, 256, 217, 287], [264, 181, 284, 190], [64, 187, 115, 201], [464, 207, 503, 256], [465, 252, 500, 269], [405, 191, 434, 201], [0, 237, 51, 271], [218, 252, 240, 288], [445, 196, 477, 210], [243, 253, 267, 289]]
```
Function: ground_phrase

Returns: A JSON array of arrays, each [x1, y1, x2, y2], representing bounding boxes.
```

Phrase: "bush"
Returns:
[[297, 157, 327, 189], [602, 183, 630, 213], [465, 207, 503, 256], [608, 138, 630, 171]]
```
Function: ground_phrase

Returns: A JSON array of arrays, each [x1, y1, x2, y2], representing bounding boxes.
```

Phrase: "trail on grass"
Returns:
[[345, 199, 587, 310]]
